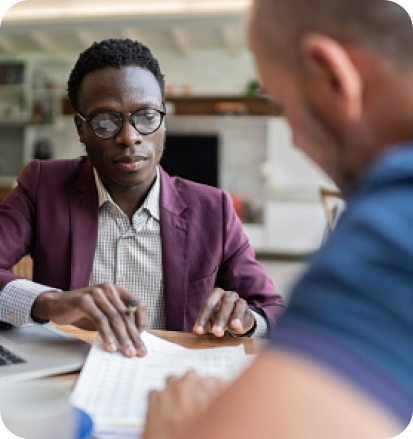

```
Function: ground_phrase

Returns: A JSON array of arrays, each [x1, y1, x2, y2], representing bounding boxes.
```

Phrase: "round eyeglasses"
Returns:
[[76, 108, 166, 139]]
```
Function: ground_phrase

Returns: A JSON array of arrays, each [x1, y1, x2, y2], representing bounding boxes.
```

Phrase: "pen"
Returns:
[[128, 300, 138, 320]]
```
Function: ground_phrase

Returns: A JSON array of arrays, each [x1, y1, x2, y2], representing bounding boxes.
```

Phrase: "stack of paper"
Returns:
[[70, 332, 251, 439]]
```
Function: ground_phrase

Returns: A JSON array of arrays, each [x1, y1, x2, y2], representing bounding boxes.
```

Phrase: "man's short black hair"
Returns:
[[68, 38, 165, 112]]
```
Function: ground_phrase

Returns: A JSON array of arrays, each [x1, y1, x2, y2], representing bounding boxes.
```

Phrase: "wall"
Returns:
[[0, 126, 23, 176], [0, 47, 256, 96], [157, 48, 256, 95]]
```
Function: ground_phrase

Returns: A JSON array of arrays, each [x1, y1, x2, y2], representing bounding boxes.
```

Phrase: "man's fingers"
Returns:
[[123, 298, 147, 356], [193, 289, 251, 337], [90, 286, 137, 356], [136, 301, 147, 333], [210, 291, 239, 337], [91, 284, 146, 357], [111, 284, 147, 330], [228, 299, 254, 334], [34, 283, 148, 357], [102, 284, 147, 356], [193, 289, 223, 334], [78, 293, 117, 352]]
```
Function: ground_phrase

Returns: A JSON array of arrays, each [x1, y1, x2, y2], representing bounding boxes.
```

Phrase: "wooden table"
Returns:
[[51, 325, 266, 386]]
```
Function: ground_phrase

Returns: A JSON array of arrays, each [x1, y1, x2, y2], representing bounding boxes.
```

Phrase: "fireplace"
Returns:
[[161, 133, 219, 187]]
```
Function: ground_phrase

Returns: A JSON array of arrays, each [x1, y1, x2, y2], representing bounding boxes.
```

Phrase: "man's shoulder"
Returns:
[[358, 143, 413, 196], [342, 144, 413, 229], [161, 169, 228, 202], [21, 156, 89, 179], [159, 169, 236, 219], [33, 155, 87, 172], [19, 156, 93, 192]]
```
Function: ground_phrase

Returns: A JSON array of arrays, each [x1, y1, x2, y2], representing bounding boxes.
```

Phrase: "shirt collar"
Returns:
[[93, 166, 161, 221]]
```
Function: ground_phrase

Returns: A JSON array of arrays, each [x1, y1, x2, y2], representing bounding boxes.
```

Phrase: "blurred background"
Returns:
[[0, 0, 340, 302]]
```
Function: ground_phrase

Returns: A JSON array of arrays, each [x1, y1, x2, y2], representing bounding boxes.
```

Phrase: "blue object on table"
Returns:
[[75, 408, 93, 439]]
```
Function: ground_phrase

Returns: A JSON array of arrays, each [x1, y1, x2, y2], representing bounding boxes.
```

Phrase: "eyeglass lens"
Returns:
[[90, 109, 163, 138]]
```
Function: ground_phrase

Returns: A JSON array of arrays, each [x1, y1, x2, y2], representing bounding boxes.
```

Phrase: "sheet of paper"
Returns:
[[70, 332, 250, 438]]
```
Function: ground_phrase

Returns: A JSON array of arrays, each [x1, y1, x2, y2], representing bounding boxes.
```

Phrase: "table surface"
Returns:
[[51, 325, 266, 386]]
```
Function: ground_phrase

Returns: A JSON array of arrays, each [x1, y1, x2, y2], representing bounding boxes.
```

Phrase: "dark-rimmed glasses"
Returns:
[[76, 108, 166, 139]]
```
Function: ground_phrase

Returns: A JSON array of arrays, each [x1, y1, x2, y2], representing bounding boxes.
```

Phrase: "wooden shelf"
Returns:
[[61, 95, 283, 117], [166, 95, 282, 116]]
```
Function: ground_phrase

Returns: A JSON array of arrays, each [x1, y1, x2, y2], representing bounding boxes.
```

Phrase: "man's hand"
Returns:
[[31, 282, 147, 357], [143, 371, 226, 439], [193, 288, 255, 337]]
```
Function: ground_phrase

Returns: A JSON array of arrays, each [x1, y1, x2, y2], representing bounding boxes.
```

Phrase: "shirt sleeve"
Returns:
[[228, 308, 268, 338], [0, 279, 60, 325], [249, 309, 267, 338]]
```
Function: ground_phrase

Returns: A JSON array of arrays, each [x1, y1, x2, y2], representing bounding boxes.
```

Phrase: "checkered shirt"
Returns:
[[0, 167, 266, 337], [89, 167, 165, 329]]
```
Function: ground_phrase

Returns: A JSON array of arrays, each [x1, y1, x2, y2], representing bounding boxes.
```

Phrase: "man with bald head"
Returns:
[[142, 0, 413, 437]]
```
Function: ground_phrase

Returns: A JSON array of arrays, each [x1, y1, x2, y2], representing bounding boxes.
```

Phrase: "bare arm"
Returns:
[[144, 351, 403, 439]]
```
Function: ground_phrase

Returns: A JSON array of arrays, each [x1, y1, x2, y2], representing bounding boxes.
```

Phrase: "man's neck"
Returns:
[[97, 170, 158, 222]]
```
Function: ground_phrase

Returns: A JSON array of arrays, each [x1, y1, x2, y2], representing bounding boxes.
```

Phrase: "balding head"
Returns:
[[251, 0, 413, 70], [248, 0, 413, 193]]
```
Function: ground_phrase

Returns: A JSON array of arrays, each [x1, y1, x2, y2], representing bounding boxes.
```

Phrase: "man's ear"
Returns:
[[301, 34, 363, 124], [74, 115, 85, 144]]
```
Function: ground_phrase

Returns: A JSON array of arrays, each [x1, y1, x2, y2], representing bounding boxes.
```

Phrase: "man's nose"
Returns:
[[115, 116, 143, 146]]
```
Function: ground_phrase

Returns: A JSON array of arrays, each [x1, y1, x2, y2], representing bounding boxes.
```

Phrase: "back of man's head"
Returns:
[[253, 0, 413, 69]]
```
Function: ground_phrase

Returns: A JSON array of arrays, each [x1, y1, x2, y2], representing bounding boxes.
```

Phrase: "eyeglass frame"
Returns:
[[76, 107, 167, 139]]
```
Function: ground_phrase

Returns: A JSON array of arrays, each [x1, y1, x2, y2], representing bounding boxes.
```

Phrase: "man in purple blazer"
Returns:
[[0, 39, 283, 357]]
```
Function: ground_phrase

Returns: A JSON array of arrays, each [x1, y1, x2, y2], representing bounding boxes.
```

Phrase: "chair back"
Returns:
[[10, 256, 33, 280], [320, 187, 345, 230]]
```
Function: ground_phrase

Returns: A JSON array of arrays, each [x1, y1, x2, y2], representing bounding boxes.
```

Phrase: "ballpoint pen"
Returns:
[[128, 299, 138, 320]]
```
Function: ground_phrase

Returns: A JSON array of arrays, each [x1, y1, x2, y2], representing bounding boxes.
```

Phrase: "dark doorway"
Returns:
[[161, 134, 219, 187]]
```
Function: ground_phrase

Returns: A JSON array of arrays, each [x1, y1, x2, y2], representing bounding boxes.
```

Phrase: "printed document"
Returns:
[[70, 331, 251, 439]]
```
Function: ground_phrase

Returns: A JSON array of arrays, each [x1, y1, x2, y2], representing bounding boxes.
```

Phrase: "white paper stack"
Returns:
[[70, 332, 251, 439]]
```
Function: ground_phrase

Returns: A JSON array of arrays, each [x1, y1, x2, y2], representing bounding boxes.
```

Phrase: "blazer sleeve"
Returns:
[[216, 191, 284, 331], [0, 161, 40, 289]]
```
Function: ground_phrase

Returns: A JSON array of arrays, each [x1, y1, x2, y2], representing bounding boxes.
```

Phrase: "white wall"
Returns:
[[15, 47, 256, 97], [157, 48, 256, 95]]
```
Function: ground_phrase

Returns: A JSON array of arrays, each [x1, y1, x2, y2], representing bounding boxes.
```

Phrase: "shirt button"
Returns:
[[119, 276, 127, 282], [8, 312, 15, 322]]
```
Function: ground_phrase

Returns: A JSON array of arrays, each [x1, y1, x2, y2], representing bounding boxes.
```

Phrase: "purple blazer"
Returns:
[[0, 156, 284, 331]]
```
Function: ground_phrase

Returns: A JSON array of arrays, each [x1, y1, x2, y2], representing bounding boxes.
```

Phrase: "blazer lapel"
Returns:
[[68, 158, 99, 290], [159, 167, 189, 331]]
